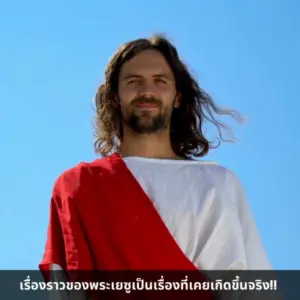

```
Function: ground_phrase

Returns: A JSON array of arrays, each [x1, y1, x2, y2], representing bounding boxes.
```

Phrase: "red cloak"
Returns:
[[40, 153, 217, 299]]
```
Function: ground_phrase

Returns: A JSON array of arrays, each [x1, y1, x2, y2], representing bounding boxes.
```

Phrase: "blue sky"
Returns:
[[0, 0, 299, 270]]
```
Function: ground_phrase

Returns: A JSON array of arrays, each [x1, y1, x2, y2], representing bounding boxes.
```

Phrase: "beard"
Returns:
[[122, 95, 174, 134]]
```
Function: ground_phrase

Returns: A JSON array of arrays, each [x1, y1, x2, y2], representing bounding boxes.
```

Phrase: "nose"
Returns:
[[138, 92, 157, 100], [136, 79, 157, 96]]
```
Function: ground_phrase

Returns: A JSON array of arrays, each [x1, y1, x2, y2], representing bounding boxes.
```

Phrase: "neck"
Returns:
[[119, 127, 178, 160]]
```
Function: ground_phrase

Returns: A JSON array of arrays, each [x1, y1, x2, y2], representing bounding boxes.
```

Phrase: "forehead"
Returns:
[[119, 49, 173, 78]]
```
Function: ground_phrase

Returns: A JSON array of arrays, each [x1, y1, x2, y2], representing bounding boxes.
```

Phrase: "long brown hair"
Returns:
[[94, 34, 244, 158]]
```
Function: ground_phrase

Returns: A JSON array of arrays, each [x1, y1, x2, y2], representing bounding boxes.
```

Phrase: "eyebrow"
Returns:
[[122, 74, 142, 80]]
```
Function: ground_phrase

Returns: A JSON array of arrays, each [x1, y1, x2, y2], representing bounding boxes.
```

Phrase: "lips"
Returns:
[[135, 103, 159, 108]]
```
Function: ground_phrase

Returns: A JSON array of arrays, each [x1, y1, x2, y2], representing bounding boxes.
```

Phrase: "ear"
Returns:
[[113, 95, 120, 108], [174, 93, 182, 108]]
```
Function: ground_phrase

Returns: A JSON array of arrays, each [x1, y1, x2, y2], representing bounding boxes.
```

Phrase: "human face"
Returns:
[[117, 49, 179, 134]]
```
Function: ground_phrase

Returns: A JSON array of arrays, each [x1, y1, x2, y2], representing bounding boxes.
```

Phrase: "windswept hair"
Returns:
[[94, 34, 244, 158]]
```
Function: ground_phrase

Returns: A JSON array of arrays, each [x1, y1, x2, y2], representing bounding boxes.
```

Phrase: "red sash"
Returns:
[[40, 153, 216, 299]]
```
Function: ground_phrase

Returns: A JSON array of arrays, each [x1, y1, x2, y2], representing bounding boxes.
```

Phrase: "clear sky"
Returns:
[[1, 0, 299, 270]]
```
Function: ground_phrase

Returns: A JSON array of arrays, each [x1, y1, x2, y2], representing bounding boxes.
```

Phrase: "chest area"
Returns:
[[130, 165, 236, 217]]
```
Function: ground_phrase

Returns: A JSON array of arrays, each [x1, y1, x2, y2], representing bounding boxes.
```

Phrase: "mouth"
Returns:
[[134, 103, 159, 109]]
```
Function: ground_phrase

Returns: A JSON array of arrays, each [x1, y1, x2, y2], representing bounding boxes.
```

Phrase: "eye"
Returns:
[[155, 78, 167, 84], [127, 79, 140, 85]]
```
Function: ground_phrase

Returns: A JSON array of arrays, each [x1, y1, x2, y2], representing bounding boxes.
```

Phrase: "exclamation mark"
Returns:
[[271, 280, 277, 290]]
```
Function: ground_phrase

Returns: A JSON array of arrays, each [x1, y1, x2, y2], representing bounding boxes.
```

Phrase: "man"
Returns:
[[40, 35, 271, 298]]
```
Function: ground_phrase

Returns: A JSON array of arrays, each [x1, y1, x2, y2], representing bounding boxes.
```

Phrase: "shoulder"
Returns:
[[52, 156, 110, 197], [199, 161, 241, 183], [197, 162, 245, 195], [194, 163, 247, 210]]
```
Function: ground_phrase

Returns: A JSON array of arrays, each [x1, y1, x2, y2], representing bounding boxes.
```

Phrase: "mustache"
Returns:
[[131, 96, 162, 106]]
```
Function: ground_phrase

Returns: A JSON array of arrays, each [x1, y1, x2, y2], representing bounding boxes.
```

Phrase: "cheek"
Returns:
[[163, 89, 177, 105], [118, 88, 136, 106], [160, 83, 176, 96]]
